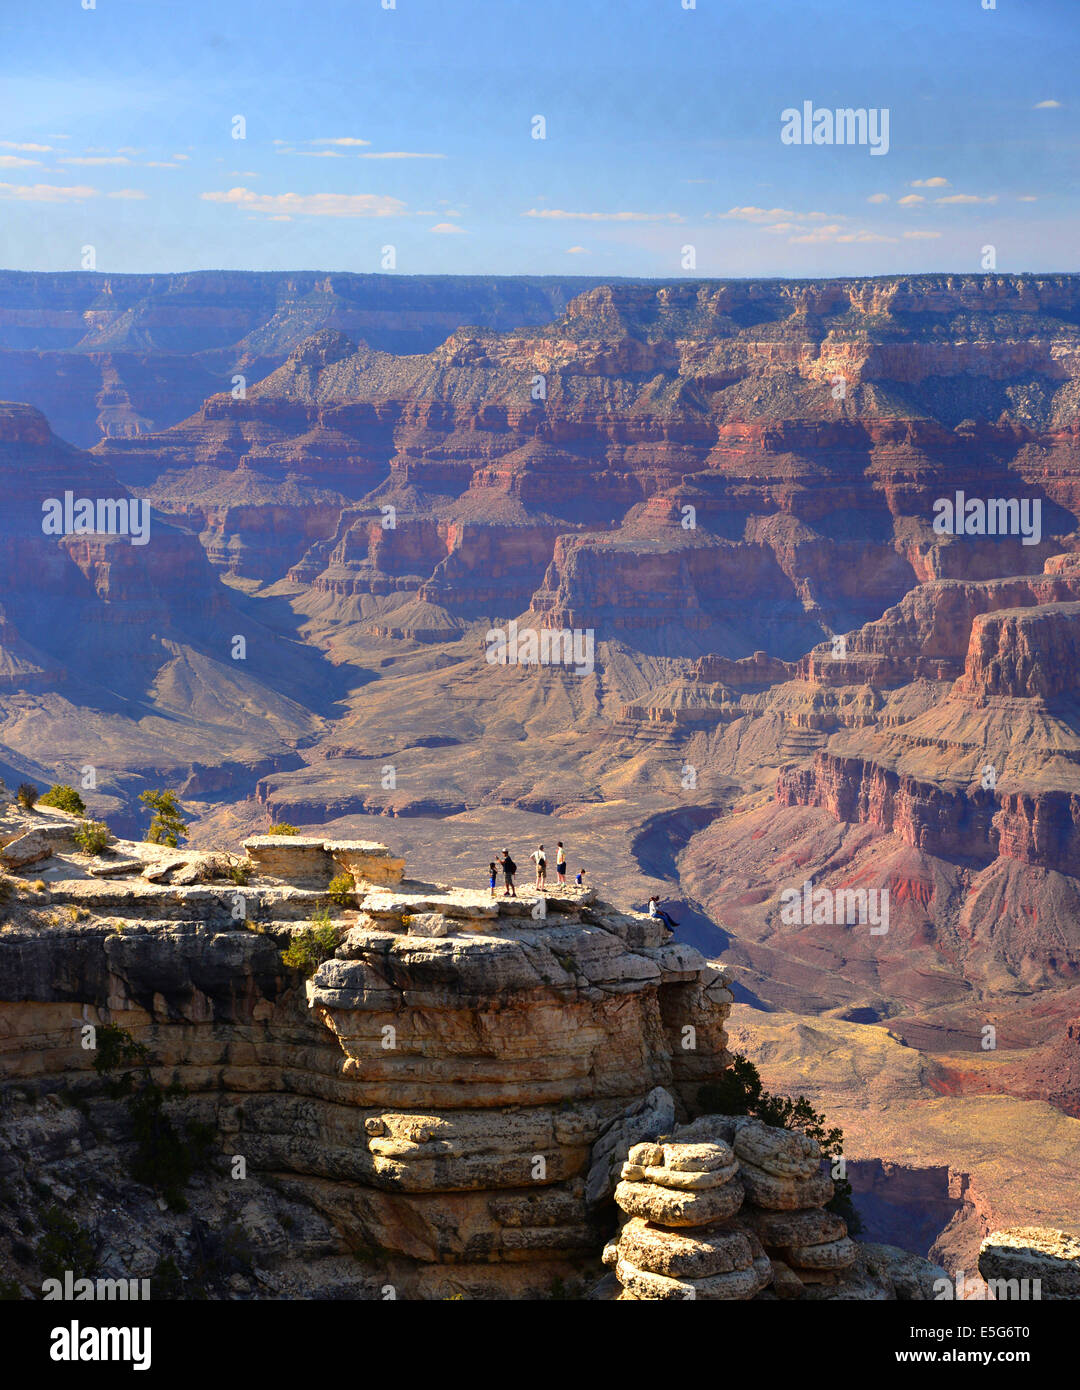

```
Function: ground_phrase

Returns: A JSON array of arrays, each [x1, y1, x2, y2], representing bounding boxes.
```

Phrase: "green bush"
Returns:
[[15, 783, 38, 810], [698, 1053, 861, 1233], [226, 860, 253, 886], [73, 819, 110, 857], [91, 1025, 214, 1211], [139, 789, 189, 848], [36, 1207, 96, 1281], [38, 784, 85, 815], [280, 918, 341, 977], [328, 873, 355, 907], [266, 823, 299, 836]]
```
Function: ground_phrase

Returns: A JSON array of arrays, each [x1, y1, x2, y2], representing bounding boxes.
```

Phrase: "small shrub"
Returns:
[[266, 823, 299, 837], [152, 1256, 185, 1301], [280, 920, 341, 977], [226, 860, 253, 886], [698, 1053, 861, 1234], [139, 789, 189, 849], [327, 873, 354, 907], [32, 880, 46, 893], [15, 783, 38, 810], [38, 785, 85, 815], [36, 1206, 97, 1281], [73, 819, 110, 857]]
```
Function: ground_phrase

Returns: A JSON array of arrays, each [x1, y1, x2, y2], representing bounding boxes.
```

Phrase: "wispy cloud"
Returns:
[[60, 155, 132, 166], [867, 193, 889, 204], [0, 141, 51, 153], [201, 186, 406, 218], [0, 155, 40, 168], [0, 181, 99, 202], [903, 230, 942, 239], [566, 245, 588, 254], [524, 208, 683, 222], [1034, 99, 1062, 109], [898, 194, 925, 205], [714, 206, 831, 223], [430, 221, 465, 234], [357, 152, 446, 160], [911, 176, 949, 188], [936, 193, 997, 204]]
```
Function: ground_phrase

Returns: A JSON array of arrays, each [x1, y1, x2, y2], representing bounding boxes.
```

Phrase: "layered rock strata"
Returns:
[[0, 809, 733, 1298]]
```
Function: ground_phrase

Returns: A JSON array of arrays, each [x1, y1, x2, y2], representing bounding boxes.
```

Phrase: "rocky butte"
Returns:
[[7, 799, 1069, 1300]]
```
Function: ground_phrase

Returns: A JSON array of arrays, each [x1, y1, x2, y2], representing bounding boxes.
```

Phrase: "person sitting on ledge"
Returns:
[[648, 895, 679, 932]]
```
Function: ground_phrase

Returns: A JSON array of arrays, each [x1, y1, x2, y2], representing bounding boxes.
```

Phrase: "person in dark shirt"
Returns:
[[499, 850, 517, 897]]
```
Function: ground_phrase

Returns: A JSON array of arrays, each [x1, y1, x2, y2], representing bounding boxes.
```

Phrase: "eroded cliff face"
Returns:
[[0, 813, 732, 1298]]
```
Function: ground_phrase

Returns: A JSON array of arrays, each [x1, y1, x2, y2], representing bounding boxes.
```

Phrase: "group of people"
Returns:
[[485, 845, 680, 936], [490, 843, 584, 896]]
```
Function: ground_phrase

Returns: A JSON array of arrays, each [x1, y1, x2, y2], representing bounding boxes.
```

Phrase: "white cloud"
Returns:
[[201, 186, 406, 218], [903, 230, 942, 239], [107, 189, 147, 200], [0, 155, 40, 168], [867, 193, 889, 204], [145, 161, 180, 168], [60, 155, 132, 166], [524, 208, 683, 222], [0, 181, 99, 202], [715, 206, 831, 223], [0, 141, 51, 152], [1034, 100, 1062, 109], [936, 193, 997, 204], [430, 222, 465, 234], [911, 177, 949, 188], [1017, 194, 1038, 202], [898, 194, 925, 205], [566, 245, 588, 254], [296, 151, 344, 158], [173, 153, 190, 161], [357, 151, 446, 159], [310, 137, 371, 146]]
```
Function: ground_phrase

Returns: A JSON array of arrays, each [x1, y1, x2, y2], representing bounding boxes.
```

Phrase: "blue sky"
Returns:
[[0, 0, 1076, 277]]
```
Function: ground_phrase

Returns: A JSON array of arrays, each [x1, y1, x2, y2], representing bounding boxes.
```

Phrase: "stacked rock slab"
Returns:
[[606, 1115, 857, 1300], [606, 1135, 771, 1299], [731, 1118, 857, 1296]]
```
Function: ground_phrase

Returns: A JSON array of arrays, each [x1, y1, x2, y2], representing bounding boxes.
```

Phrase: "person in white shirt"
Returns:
[[531, 845, 547, 888], [648, 895, 678, 932]]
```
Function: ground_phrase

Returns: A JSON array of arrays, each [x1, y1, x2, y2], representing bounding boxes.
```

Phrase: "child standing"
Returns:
[[488, 861, 497, 898]]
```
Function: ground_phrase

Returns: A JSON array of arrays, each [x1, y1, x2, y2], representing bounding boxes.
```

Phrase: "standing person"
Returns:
[[531, 844, 547, 888], [499, 850, 517, 897], [555, 842, 567, 883], [487, 861, 498, 899], [648, 895, 679, 932]]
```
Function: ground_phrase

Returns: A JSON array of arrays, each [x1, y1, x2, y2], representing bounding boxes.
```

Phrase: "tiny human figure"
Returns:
[[555, 842, 567, 883], [531, 844, 547, 888], [499, 850, 517, 897], [575, 869, 585, 886], [488, 861, 498, 898], [649, 895, 679, 932]]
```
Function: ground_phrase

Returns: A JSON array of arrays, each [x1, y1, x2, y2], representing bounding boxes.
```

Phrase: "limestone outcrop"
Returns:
[[0, 811, 732, 1298], [979, 1228, 1080, 1299], [604, 1114, 870, 1300]]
